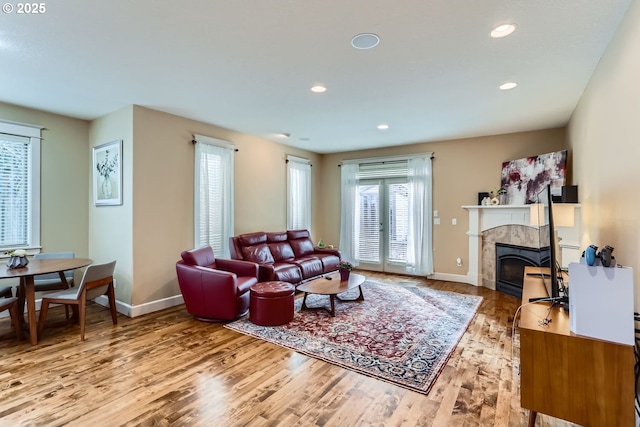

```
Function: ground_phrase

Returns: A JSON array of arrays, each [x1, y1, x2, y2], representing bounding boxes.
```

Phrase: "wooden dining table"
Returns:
[[0, 258, 92, 345]]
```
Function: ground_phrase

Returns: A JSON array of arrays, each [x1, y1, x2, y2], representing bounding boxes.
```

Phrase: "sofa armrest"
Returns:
[[215, 258, 259, 278], [313, 248, 342, 259], [257, 264, 276, 282], [176, 262, 239, 301]]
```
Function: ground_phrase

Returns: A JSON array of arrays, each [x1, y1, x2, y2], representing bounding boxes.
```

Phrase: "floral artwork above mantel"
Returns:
[[500, 150, 567, 205], [93, 139, 122, 206]]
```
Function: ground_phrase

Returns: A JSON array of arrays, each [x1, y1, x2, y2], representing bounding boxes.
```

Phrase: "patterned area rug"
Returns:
[[225, 281, 482, 394]]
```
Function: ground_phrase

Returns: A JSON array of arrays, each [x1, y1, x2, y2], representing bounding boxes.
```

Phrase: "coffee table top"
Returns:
[[297, 272, 365, 295]]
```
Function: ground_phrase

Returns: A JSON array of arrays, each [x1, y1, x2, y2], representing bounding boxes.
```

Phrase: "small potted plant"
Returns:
[[337, 260, 353, 281]]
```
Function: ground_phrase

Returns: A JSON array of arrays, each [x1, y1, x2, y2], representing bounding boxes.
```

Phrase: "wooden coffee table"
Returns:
[[297, 272, 365, 316]]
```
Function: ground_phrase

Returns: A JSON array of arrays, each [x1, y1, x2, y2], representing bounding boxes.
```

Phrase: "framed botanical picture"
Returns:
[[93, 139, 122, 206]]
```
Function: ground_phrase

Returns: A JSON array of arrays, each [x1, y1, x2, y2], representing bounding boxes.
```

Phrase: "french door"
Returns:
[[356, 178, 408, 274]]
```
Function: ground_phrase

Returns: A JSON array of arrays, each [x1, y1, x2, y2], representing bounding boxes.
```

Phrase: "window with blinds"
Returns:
[[0, 134, 30, 248], [194, 135, 234, 258], [0, 120, 41, 253], [287, 155, 311, 231], [357, 161, 408, 179]]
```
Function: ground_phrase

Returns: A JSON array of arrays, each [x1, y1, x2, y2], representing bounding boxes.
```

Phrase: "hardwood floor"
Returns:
[[0, 272, 577, 426]]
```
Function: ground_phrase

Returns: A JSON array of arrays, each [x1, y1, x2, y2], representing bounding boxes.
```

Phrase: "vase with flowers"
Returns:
[[96, 149, 119, 199], [5, 249, 29, 269], [337, 260, 353, 281]]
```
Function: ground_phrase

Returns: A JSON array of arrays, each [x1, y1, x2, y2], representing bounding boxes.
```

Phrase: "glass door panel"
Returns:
[[356, 182, 382, 271], [356, 179, 408, 273]]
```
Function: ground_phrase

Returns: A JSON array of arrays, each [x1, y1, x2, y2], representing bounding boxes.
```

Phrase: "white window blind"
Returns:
[[0, 134, 29, 248], [287, 155, 311, 231], [0, 121, 41, 253], [356, 183, 379, 263], [194, 135, 234, 258]]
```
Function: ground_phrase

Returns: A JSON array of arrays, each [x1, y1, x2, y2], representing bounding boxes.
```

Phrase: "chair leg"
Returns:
[[79, 298, 86, 341], [8, 303, 21, 341], [37, 300, 50, 338], [107, 283, 118, 325]]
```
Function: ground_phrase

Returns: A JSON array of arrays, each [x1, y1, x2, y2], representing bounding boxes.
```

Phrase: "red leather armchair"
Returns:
[[176, 246, 259, 322]]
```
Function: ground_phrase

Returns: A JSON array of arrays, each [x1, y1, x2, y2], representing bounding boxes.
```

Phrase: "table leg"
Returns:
[[528, 410, 537, 427], [21, 276, 38, 345], [17, 277, 26, 325], [335, 285, 364, 302], [300, 292, 336, 317]]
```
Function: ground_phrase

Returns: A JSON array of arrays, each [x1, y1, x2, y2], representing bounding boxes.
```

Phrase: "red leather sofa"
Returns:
[[229, 229, 341, 287], [176, 246, 259, 322]]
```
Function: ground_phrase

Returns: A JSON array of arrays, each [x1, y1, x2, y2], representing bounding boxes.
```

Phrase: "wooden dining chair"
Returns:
[[0, 297, 21, 340], [33, 252, 76, 291], [37, 260, 117, 341], [0, 286, 13, 298]]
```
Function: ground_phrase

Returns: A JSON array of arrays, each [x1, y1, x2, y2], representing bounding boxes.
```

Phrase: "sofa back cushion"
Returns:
[[269, 242, 295, 262], [241, 243, 275, 264], [287, 229, 310, 240], [289, 235, 315, 257], [181, 246, 215, 267], [267, 232, 288, 243], [266, 232, 295, 261], [238, 232, 267, 246]]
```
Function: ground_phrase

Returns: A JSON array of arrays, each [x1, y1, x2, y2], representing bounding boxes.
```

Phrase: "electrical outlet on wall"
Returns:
[[456, 258, 462, 267]]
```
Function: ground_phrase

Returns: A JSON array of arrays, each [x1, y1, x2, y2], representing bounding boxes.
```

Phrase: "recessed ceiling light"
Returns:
[[499, 82, 518, 90], [275, 133, 290, 138], [377, 124, 389, 130], [351, 33, 380, 50], [310, 85, 327, 93], [491, 24, 516, 38]]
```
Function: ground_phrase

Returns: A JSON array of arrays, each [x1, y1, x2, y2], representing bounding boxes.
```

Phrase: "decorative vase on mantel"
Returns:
[[102, 175, 112, 199]]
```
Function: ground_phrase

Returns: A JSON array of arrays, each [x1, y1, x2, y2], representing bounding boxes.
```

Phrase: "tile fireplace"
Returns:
[[462, 205, 581, 290]]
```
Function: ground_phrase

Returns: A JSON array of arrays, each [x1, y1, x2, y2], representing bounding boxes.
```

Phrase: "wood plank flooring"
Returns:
[[0, 272, 578, 426]]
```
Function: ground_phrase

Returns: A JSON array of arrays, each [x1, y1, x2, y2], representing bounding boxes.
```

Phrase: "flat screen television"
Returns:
[[529, 184, 568, 303]]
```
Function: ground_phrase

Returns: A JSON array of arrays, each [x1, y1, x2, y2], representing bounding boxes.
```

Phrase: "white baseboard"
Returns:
[[94, 294, 185, 318], [0, 294, 185, 319], [429, 272, 476, 286]]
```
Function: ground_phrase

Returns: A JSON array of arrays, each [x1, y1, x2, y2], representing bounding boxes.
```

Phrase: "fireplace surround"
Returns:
[[462, 205, 581, 289]]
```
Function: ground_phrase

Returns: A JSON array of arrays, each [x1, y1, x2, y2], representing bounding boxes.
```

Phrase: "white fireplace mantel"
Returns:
[[462, 205, 581, 287]]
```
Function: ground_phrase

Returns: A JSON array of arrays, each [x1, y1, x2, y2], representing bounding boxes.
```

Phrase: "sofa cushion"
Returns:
[[287, 229, 310, 240], [269, 241, 295, 262], [314, 253, 341, 273], [289, 236, 315, 257], [239, 232, 267, 246], [293, 257, 323, 279], [267, 231, 288, 243], [272, 262, 303, 284], [241, 243, 275, 264]]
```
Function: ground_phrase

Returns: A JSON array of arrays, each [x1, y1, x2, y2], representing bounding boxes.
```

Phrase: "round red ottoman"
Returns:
[[250, 281, 295, 326]]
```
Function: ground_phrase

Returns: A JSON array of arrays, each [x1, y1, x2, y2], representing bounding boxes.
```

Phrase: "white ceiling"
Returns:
[[0, 0, 632, 154]]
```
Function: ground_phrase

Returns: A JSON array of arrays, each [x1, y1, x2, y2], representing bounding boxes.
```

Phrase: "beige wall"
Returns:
[[89, 106, 134, 304], [568, 0, 640, 308], [0, 102, 89, 262], [317, 128, 567, 276], [128, 106, 322, 307], [0, 99, 568, 311]]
